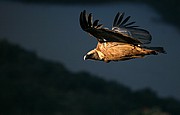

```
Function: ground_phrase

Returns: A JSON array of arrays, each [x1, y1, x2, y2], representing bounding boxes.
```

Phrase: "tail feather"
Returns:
[[143, 46, 166, 54]]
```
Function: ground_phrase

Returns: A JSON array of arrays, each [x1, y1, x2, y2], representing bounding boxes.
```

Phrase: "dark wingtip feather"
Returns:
[[127, 26, 139, 28], [120, 16, 131, 27], [96, 24, 103, 29], [79, 10, 89, 30], [80, 10, 103, 32], [123, 21, 136, 27], [112, 12, 138, 28], [113, 12, 120, 27], [88, 13, 93, 27], [116, 12, 125, 26], [93, 20, 99, 27], [83, 10, 86, 14], [82, 10, 88, 28]]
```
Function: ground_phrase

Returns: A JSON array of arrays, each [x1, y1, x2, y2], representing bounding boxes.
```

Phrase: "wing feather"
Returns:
[[123, 21, 136, 27], [79, 10, 143, 45], [82, 11, 88, 28], [112, 12, 152, 44], [96, 24, 103, 29], [116, 13, 124, 27], [88, 13, 93, 27], [120, 16, 131, 27], [113, 12, 120, 26], [93, 20, 99, 27]]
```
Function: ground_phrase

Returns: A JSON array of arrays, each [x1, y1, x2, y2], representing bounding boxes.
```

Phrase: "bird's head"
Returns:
[[84, 49, 104, 61]]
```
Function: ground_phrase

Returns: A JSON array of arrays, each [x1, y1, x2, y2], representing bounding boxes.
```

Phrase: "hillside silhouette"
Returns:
[[0, 39, 180, 114]]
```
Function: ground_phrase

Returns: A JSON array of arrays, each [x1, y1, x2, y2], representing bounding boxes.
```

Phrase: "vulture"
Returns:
[[79, 10, 166, 63]]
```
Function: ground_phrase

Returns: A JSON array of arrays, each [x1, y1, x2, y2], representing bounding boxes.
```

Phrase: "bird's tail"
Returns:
[[142, 46, 167, 54]]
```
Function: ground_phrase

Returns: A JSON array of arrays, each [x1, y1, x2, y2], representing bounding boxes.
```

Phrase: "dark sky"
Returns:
[[0, 1, 180, 100]]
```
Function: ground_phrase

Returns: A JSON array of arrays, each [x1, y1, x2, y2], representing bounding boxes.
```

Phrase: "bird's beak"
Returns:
[[84, 54, 91, 60], [83, 55, 87, 60], [84, 55, 89, 60], [84, 52, 94, 60]]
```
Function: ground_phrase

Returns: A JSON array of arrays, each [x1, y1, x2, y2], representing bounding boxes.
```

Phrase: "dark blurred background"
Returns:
[[0, 0, 180, 114]]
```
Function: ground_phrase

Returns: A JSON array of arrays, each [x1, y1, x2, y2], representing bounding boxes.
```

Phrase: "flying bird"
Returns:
[[79, 10, 166, 63]]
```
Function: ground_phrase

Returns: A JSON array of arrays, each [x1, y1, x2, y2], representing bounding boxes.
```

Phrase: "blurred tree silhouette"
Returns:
[[129, 107, 170, 115], [0, 39, 180, 114]]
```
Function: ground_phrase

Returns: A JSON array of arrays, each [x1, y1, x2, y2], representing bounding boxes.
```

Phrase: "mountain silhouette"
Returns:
[[0, 39, 180, 114]]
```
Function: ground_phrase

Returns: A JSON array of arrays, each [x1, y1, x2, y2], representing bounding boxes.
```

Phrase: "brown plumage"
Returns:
[[80, 10, 166, 63]]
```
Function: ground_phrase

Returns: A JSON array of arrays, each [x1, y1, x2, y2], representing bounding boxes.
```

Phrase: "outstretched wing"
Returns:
[[79, 10, 143, 45], [112, 12, 152, 44]]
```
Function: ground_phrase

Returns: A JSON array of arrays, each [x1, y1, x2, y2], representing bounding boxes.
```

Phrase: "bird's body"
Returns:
[[86, 42, 157, 63], [80, 10, 166, 63]]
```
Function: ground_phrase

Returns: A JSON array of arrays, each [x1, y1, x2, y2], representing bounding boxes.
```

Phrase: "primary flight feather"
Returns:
[[80, 10, 166, 63]]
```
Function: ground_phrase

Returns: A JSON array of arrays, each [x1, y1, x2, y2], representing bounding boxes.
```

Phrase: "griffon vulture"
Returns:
[[79, 10, 166, 63]]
